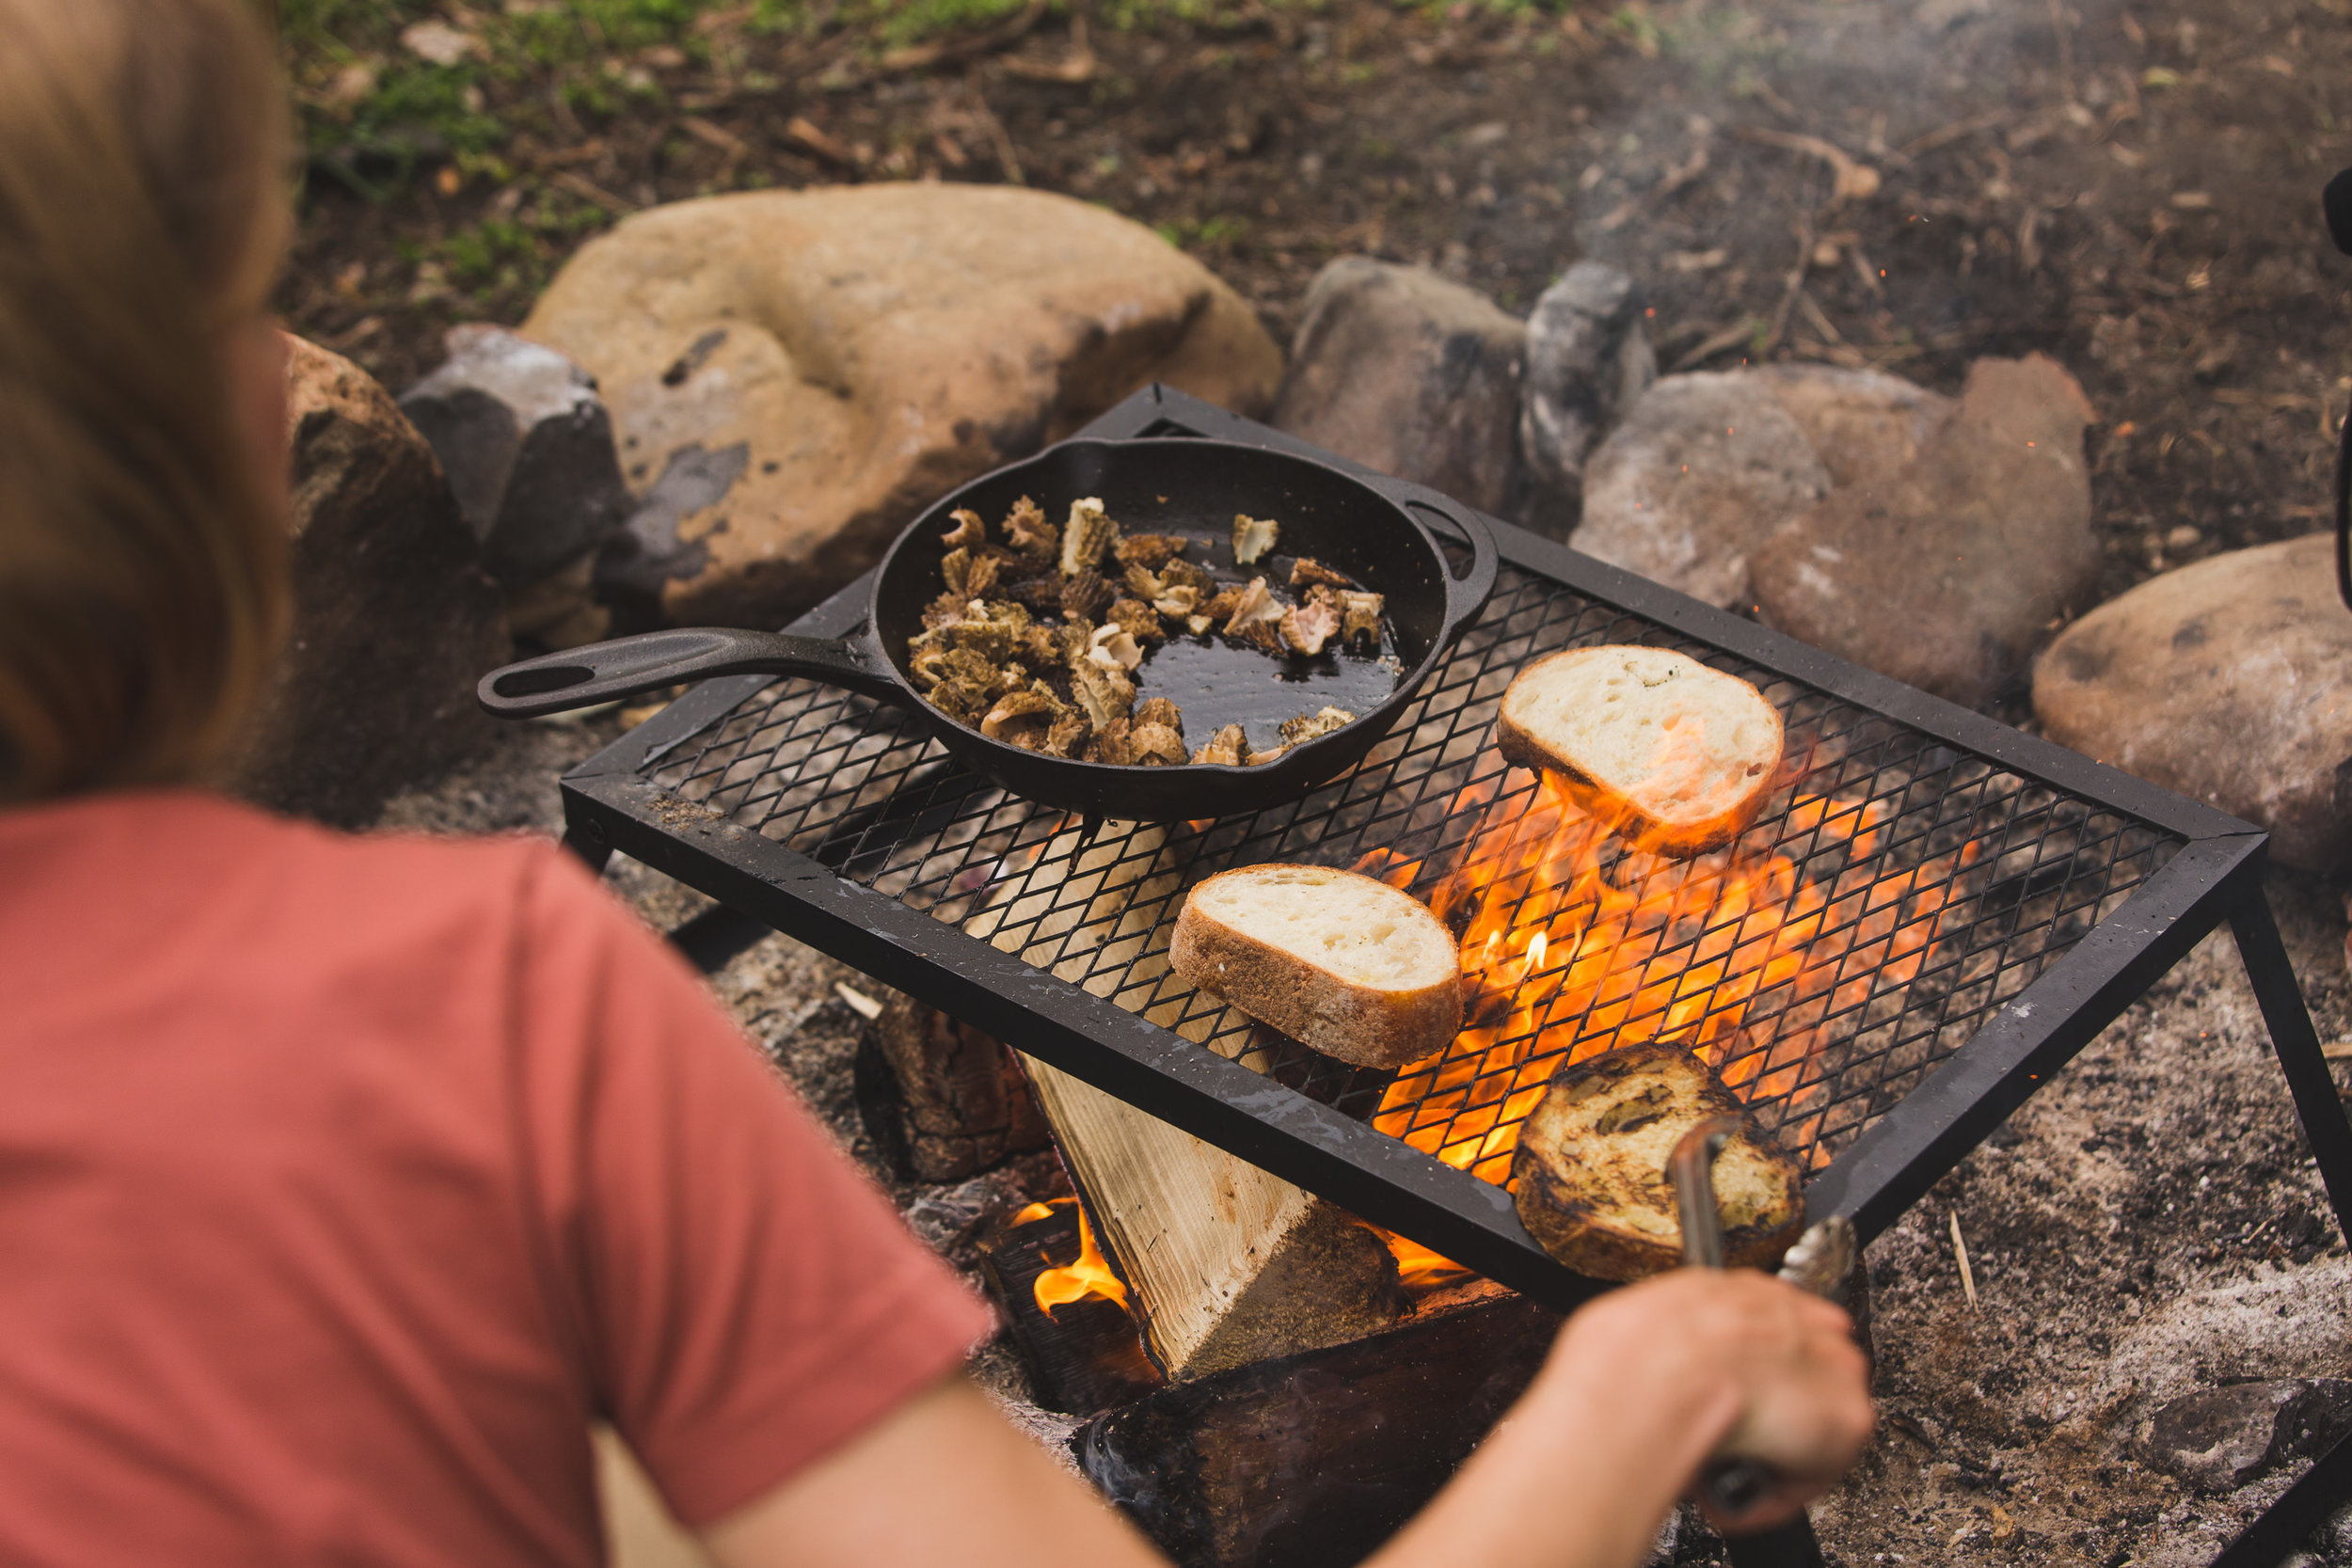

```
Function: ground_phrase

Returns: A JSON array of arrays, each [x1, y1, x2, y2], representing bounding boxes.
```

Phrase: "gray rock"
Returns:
[[2312, 1498, 2352, 1558], [229, 336, 508, 828], [1751, 354, 2098, 709], [1572, 372, 1831, 610], [1518, 261, 1656, 513], [2035, 531, 2352, 871], [1749, 363, 1950, 489], [2136, 1379, 2352, 1493], [1272, 257, 1525, 518], [398, 324, 631, 595]]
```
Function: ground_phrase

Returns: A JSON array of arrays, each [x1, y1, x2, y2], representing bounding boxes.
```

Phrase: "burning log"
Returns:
[[977, 1200, 1164, 1415], [1076, 1293, 1563, 1568], [966, 818, 1406, 1379], [858, 992, 1050, 1182]]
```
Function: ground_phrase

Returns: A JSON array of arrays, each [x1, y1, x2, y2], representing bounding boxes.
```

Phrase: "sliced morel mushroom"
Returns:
[[980, 681, 1067, 746], [1106, 596, 1165, 646], [1086, 622, 1143, 673], [1060, 497, 1119, 575], [1200, 585, 1243, 622], [1060, 568, 1116, 622], [1134, 697, 1184, 737], [927, 677, 994, 723], [1043, 709, 1091, 758], [1070, 659, 1136, 732], [1184, 612, 1216, 635], [1245, 741, 1287, 766], [1114, 532, 1190, 570], [1121, 562, 1168, 602], [1289, 556, 1357, 591], [941, 600, 1031, 663], [1159, 557, 1215, 595], [1130, 721, 1187, 766], [1003, 496, 1057, 559], [922, 590, 972, 630], [941, 508, 989, 551], [1221, 577, 1287, 653], [1279, 706, 1355, 745], [1279, 594, 1343, 657], [1001, 574, 1065, 612], [1232, 512, 1279, 565], [941, 546, 975, 597], [1152, 583, 1200, 620], [1087, 715, 1136, 765], [1191, 722, 1248, 766], [1337, 589, 1385, 648]]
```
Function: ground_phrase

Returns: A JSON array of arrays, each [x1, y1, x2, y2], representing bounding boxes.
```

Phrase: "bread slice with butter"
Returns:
[[1497, 645, 1784, 856], [1510, 1041, 1804, 1281], [1169, 863, 1462, 1070]]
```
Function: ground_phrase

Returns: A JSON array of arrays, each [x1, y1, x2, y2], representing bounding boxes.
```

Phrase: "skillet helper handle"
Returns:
[[478, 627, 898, 719], [1391, 489, 1500, 645]]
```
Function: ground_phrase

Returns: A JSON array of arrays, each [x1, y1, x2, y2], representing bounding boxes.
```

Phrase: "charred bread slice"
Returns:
[[1511, 1042, 1804, 1281], [1497, 645, 1784, 856], [1169, 863, 1462, 1070]]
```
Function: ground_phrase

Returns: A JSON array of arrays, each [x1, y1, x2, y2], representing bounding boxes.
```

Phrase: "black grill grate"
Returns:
[[642, 562, 2178, 1185]]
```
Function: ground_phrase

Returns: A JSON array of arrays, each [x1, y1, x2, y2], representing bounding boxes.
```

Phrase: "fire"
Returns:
[[1359, 768, 1978, 1188], [1384, 1231, 1477, 1290], [1023, 1197, 1130, 1317]]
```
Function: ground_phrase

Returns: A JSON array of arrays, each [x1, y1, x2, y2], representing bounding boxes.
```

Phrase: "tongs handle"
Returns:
[[1671, 1121, 1777, 1517]]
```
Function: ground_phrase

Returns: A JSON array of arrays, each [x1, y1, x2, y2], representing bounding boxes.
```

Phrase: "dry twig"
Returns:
[[1949, 1210, 1979, 1312]]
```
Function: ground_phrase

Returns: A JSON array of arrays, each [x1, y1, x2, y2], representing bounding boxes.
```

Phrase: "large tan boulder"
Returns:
[[230, 337, 508, 827], [2034, 531, 2352, 871], [522, 184, 1283, 627]]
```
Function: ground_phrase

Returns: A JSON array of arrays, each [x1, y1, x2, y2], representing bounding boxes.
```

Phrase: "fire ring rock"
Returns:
[[229, 336, 508, 827], [2034, 531, 2352, 872], [520, 183, 1282, 628]]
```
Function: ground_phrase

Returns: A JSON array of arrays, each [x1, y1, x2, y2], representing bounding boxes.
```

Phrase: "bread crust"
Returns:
[[1168, 864, 1462, 1070], [1510, 1041, 1805, 1281], [1496, 646, 1785, 857]]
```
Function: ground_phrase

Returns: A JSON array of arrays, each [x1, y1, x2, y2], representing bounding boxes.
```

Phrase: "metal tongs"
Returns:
[[1671, 1119, 1856, 1518]]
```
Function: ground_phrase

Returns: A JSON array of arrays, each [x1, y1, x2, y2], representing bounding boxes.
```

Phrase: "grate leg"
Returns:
[[1724, 1516, 1825, 1568], [2228, 889, 2352, 1246], [2208, 1421, 2352, 1567], [2213, 887, 2352, 1567]]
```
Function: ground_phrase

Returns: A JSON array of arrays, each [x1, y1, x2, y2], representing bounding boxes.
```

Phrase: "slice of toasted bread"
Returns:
[[1497, 645, 1784, 856], [1510, 1042, 1804, 1281], [1169, 863, 1462, 1070]]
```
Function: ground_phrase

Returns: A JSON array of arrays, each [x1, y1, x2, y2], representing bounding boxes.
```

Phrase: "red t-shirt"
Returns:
[[0, 790, 993, 1565]]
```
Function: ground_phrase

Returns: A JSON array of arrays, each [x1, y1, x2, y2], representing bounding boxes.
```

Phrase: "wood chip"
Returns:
[[2321, 1038, 2352, 1060], [1949, 1210, 1979, 1312], [548, 169, 638, 214], [834, 982, 885, 1021], [781, 116, 858, 168]]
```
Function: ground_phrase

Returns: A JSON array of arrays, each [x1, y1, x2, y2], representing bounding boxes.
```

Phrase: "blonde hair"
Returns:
[[0, 0, 293, 802]]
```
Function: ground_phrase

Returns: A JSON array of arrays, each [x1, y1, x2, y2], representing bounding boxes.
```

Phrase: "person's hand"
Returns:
[[1532, 1266, 1874, 1535]]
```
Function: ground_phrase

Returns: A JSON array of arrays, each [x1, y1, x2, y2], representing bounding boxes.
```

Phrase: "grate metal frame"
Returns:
[[557, 388, 2352, 1565]]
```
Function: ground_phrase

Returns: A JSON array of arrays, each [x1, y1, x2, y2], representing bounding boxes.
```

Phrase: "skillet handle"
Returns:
[[478, 627, 900, 719], [1399, 496, 1501, 644]]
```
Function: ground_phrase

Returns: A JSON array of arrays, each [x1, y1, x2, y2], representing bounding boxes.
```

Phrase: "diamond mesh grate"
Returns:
[[642, 565, 2181, 1183]]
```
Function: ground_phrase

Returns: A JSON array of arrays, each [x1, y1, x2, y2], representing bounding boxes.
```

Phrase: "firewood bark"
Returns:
[[866, 993, 1049, 1181], [1075, 1294, 1563, 1568], [966, 818, 1405, 1379]]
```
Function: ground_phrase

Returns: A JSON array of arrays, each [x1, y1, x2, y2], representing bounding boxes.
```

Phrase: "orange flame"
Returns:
[[1027, 1199, 1130, 1317], [1384, 1231, 1478, 1290], [1360, 768, 1979, 1188]]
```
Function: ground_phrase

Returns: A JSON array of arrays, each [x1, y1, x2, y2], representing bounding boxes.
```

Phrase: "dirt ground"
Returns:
[[290, 0, 2352, 609]]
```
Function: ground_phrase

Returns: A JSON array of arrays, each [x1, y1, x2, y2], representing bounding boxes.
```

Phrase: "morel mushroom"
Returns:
[[1060, 497, 1119, 575], [1070, 659, 1136, 731], [1221, 577, 1287, 653], [1060, 568, 1116, 622], [1191, 722, 1248, 766], [1088, 716, 1136, 765], [1086, 622, 1143, 673], [1290, 556, 1357, 591], [1130, 721, 1187, 766], [980, 681, 1067, 747], [1114, 532, 1189, 570], [1106, 596, 1165, 647], [941, 508, 989, 551], [1337, 589, 1385, 648], [1135, 697, 1184, 737], [1004, 496, 1057, 559], [1279, 706, 1356, 745], [1232, 512, 1279, 565], [1043, 710, 1091, 758], [1279, 593, 1343, 657]]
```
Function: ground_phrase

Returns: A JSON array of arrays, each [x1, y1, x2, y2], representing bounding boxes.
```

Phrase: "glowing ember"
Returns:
[[1359, 768, 1979, 1188], [1029, 1199, 1130, 1317]]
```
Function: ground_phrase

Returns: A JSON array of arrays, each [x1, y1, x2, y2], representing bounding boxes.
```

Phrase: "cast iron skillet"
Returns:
[[479, 437, 1498, 819]]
